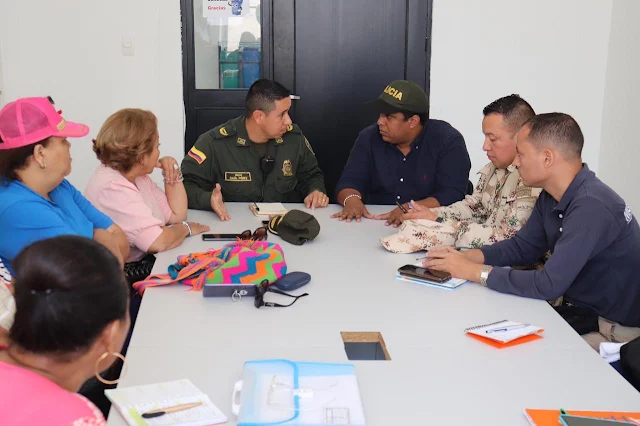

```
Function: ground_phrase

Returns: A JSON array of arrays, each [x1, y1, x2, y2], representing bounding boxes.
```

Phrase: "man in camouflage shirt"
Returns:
[[381, 95, 541, 253]]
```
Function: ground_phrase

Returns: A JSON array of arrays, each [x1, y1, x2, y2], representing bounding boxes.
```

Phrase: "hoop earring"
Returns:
[[42, 162, 47, 169], [94, 352, 127, 385]]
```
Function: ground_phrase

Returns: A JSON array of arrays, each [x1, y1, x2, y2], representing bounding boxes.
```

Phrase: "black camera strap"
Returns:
[[255, 286, 309, 308]]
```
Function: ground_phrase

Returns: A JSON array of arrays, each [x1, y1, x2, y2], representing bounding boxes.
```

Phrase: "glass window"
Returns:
[[193, 0, 262, 90]]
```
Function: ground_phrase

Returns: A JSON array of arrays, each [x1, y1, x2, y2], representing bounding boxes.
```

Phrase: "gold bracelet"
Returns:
[[342, 194, 362, 207]]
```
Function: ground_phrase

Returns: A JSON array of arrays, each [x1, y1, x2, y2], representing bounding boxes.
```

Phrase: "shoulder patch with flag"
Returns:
[[188, 146, 207, 164]]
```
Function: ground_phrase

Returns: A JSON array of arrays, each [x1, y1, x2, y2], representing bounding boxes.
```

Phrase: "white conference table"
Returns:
[[108, 203, 640, 426]]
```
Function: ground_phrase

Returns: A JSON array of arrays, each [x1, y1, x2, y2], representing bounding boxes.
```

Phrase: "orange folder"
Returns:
[[524, 408, 640, 425], [465, 330, 544, 349]]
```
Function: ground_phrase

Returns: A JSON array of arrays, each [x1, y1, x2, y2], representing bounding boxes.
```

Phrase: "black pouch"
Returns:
[[554, 302, 599, 335], [124, 254, 156, 287]]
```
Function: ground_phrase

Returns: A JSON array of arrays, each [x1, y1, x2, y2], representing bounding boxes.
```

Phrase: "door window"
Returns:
[[194, 0, 262, 90]]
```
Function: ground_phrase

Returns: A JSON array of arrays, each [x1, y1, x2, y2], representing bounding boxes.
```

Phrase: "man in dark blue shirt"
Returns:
[[424, 113, 640, 348], [331, 80, 471, 226]]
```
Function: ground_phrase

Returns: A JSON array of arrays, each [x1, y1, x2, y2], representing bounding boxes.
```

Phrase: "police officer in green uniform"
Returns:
[[181, 79, 328, 220]]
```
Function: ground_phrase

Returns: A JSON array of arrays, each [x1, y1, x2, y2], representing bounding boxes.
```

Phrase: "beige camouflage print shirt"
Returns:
[[432, 163, 541, 249]]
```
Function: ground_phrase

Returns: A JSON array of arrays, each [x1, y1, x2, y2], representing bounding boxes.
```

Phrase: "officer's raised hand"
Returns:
[[331, 196, 374, 222], [210, 183, 231, 221], [304, 190, 329, 209]]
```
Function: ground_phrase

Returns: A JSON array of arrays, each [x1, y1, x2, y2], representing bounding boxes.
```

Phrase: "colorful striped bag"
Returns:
[[132, 240, 287, 294]]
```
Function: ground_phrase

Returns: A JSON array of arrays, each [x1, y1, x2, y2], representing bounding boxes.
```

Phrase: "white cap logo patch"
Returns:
[[624, 203, 633, 224]]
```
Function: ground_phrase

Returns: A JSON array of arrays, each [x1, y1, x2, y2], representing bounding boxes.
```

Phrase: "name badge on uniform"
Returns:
[[225, 172, 252, 182]]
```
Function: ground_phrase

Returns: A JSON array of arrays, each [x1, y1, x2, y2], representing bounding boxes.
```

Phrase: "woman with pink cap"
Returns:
[[0, 97, 129, 273]]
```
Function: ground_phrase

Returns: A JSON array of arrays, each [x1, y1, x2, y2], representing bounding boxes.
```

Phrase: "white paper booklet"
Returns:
[[250, 202, 288, 216], [105, 379, 227, 426], [464, 320, 543, 343]]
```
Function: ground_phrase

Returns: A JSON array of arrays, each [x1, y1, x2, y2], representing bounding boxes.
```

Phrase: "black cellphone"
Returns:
[[202, 233, 239, 241], [398, 265, 452, 283]]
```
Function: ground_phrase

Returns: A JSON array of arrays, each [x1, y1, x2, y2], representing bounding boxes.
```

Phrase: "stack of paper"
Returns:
[[464, 320, 544, 348], [250, 202, 288, 216]]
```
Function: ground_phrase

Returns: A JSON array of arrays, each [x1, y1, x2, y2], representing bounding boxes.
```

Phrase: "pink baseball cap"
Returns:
[[0, 97, 89, 150]]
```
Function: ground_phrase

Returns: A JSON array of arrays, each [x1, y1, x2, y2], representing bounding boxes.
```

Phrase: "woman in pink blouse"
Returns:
[[85, 109, 210, 262], [0, 235, 130, 425]]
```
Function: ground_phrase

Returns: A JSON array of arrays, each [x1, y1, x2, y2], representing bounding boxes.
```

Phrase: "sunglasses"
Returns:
[[254, 279, 308, 308], [239, 226, 268, 241]]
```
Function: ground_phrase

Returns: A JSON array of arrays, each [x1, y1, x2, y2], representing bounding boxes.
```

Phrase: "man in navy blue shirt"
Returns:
[[331, 80, 471, 226], [425, 113, 640, 348]]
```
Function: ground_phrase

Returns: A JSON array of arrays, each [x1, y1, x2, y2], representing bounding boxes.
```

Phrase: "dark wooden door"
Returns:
[[181, 0, 273, 150], [182, 0, 432, 198]]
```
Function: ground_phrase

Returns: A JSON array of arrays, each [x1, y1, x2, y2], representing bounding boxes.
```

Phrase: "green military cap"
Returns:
[[369, 80, 429, 115], [267, 210, 320, 245]]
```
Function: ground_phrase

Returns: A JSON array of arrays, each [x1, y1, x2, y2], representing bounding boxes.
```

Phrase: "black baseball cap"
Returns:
[[368, 80, 429, 115], [267, 210, 320, 245]]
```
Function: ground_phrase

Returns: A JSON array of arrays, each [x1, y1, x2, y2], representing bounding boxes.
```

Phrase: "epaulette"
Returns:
[[210, 123, 238, 139], [285, 123, 302, 134]]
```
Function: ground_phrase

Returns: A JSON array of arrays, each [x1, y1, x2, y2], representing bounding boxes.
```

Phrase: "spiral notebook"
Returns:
[[105, 379, 227, 426], [464, 319, 544, 349], [250, 202, 288, 216]]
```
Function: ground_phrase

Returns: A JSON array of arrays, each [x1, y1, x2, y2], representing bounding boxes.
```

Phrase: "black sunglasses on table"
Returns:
[[240, 226, 268, 241], [254, 279, 308, 308]]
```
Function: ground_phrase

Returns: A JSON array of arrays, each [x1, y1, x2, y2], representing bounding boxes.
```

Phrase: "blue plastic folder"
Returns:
[[232, 359, 366, 425]]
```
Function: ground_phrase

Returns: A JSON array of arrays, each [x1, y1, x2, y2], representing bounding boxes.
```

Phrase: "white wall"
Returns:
[[0, 0, 619, 189], [430, 0, 612, 181], [0, 0, 185, 187], [0, 40, 4, 106], [598, 0, 640, 211]]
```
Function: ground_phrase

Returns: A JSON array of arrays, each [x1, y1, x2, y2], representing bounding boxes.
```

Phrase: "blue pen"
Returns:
[[485, 324, 530, 334]]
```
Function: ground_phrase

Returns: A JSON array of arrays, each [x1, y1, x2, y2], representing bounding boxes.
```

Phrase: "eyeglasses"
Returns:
[[239, 226, 268, 241], [254, 279, 308, 308]]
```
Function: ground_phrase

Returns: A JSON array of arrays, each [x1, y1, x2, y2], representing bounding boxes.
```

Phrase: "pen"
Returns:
[[396, 201, 408, 213], [485, 324, 530, 334], [141, 401, 203, 419]]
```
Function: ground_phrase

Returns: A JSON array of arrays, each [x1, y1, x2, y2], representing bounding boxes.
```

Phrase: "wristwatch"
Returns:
[[479, 265, 491, 287]]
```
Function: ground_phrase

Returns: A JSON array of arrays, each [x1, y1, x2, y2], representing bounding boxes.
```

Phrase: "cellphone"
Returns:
[[398, 265, 452, 283], [560, 415, 633, 426], [396, 201, 408, 213], [202, 233, 239, 241]]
